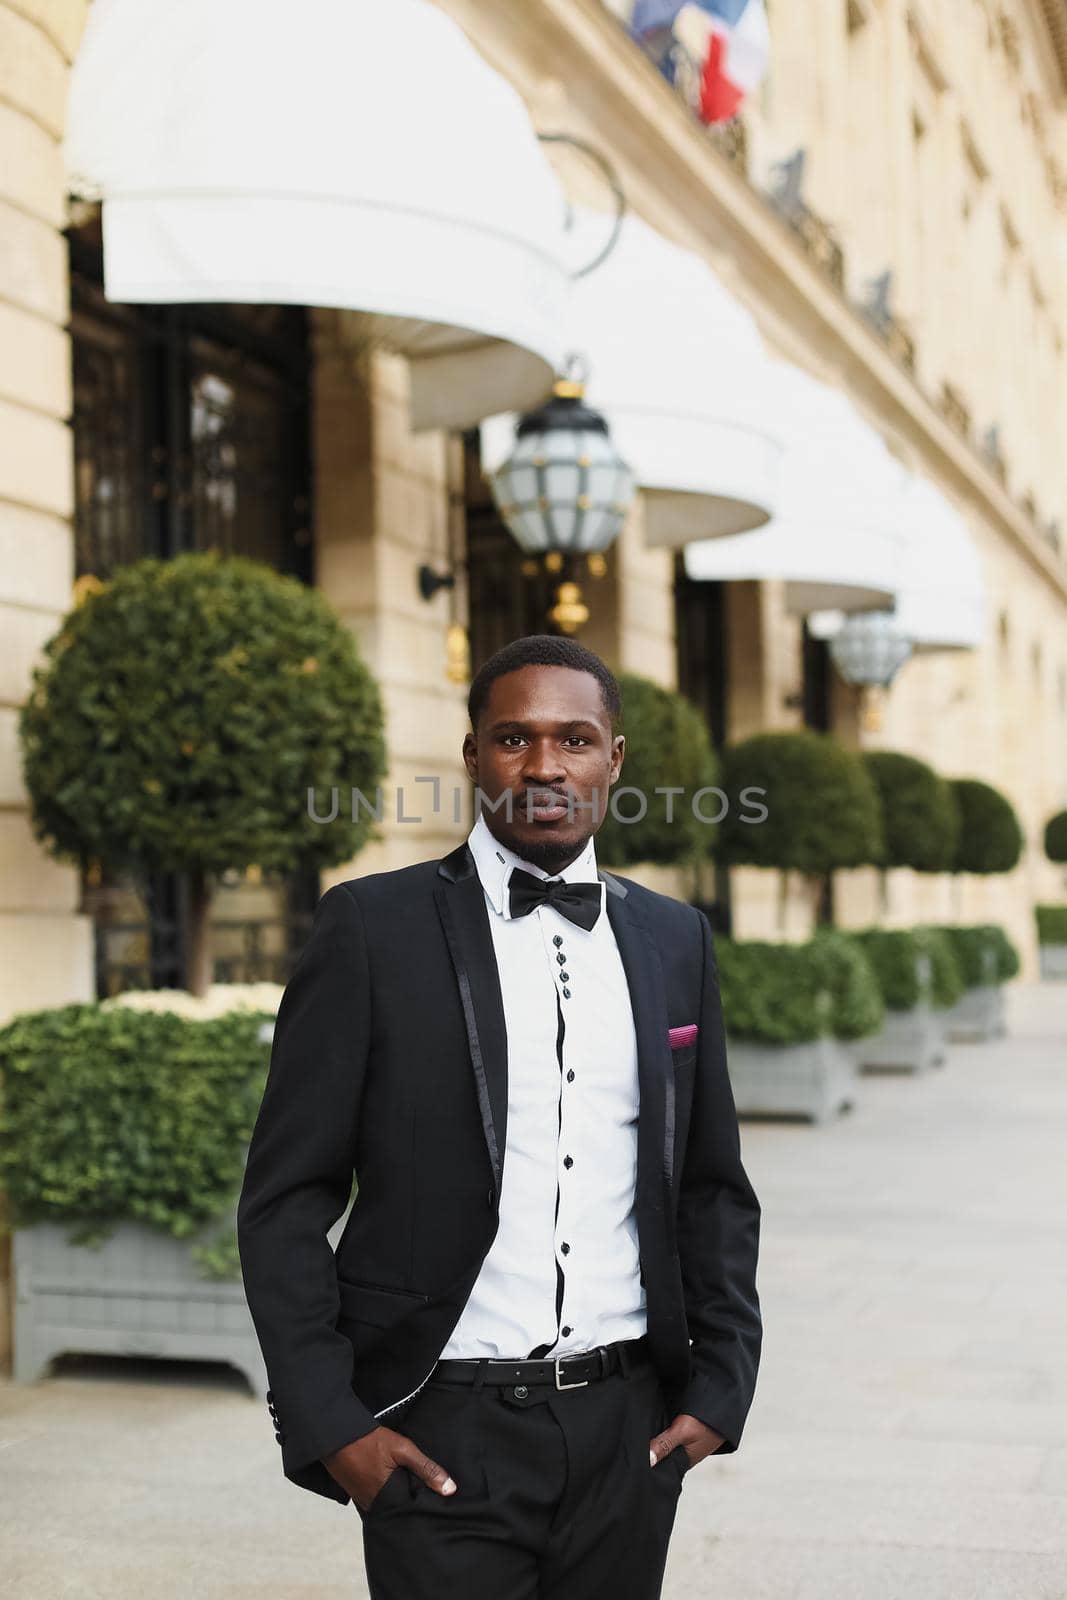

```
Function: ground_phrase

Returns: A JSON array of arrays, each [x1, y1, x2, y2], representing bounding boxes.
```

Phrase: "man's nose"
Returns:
[[522, 741, 567, 782]]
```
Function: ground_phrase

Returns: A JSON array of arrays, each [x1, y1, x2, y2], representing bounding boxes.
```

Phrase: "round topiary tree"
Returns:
[[718, 729, 885, 929], [595, 672, 719, 870], [863, 749, 960, 875], [949, 779, 1024, 877], [1044, 808, 1067, 864], [19, 551, 387, 994]]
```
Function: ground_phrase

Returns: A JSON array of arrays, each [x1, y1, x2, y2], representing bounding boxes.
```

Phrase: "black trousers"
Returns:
[[356, 1352, 689, 1599]]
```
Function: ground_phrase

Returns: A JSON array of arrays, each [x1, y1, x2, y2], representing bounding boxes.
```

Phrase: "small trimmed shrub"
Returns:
[[0, 1002, 271, 1269], [1036, 905, 1067, 945], [810, 930, 885, 1040], [1044, 812, 1067, 864], [848, 926, 964, 1011], [716, 933, 882, 1045], [849, 928, 928, 1011], [862, 752, 960, 873], [950, 779, 1024, 875], [596, 673, 719, 868], [932, 924, 1021, 987], [912, 926, 967, 1009]]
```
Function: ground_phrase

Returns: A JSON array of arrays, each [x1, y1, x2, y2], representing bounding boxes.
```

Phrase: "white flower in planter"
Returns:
[[101, 982, 284, 1022]]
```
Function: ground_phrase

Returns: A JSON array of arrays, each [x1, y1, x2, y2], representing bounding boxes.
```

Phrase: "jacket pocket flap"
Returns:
[[335, 1276, 430, 1330]]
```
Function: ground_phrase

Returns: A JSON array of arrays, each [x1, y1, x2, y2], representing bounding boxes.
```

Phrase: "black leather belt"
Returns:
[[430, 1335, 650, 1391]]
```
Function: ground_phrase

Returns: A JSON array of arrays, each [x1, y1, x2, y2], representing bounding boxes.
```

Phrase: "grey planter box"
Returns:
[[728, 1036, 859, 1124], [13, 1202, 267, 1397], [1039, 944, 1067, 980], [943, 984, 1006, 1042], [858, 1003, 947, 1074]]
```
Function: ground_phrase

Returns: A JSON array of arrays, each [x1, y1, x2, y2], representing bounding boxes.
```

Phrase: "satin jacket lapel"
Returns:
[[434, 843, 509, 1201], [603, 872, 676, 1243]]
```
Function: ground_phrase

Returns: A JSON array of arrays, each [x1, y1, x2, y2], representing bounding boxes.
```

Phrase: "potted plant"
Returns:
[[847, 927, 964, 1072], [9, 552, 386, 1383], [716, 932, 883, 1123], [0, 1001, 275, 1391], [718, 730, 884, 931], [1035, 905, 1067, 980], [931, 923, 1020, 1041]]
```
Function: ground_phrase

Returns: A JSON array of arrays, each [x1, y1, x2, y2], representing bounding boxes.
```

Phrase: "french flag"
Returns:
[[628, 0, 769, 124]]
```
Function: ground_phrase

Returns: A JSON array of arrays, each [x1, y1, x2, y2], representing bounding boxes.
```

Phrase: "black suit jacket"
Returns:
[[237, 840, 762, 1505]]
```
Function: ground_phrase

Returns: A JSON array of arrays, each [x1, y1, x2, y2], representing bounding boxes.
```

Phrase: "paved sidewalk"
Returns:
[[1, 982, 1065, 1599]]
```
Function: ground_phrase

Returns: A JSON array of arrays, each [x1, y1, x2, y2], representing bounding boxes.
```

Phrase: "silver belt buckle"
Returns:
[[555, 1355, 589, 1391]]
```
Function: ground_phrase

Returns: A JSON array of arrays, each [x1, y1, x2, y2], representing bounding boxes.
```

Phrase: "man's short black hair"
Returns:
[[467, 635, 621, 731]]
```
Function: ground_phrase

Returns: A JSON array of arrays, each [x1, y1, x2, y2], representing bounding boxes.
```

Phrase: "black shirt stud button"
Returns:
[[562, 987, 571, 998], [556, 952, 566, 965], [562, 1326, 572, 1337], [563, 1155, 573, 1169], [566, 1069, 575, 1082], [553, 934, 563, 946], [560, 1241, 571, 1256]]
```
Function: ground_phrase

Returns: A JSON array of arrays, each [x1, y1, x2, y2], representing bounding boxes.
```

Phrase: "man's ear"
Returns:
[[610, 733, 625, 783], [461, 730, 478, 782]]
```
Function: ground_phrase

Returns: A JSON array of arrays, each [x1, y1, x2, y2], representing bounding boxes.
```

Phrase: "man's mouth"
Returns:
[[521, 789, 572, 823]]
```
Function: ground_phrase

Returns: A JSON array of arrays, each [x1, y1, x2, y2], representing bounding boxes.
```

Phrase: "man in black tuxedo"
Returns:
[[237, 634, 761, 1598]]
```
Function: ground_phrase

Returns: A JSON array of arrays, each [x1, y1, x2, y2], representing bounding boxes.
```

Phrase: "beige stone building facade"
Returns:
[[2, 0, 1066, 1026]]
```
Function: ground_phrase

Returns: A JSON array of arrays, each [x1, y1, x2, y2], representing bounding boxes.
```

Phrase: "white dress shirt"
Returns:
[[440, 811, 647, 1360]]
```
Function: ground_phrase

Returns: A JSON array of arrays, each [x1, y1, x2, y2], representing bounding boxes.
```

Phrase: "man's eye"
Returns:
[[564, 736, 589, 747], [501, 734, 527, 747]]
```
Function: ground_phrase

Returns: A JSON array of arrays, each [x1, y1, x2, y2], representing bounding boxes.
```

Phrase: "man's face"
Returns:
[[462, 664, 625, 873]]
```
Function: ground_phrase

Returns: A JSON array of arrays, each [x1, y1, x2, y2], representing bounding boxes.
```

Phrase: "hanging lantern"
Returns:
[[828, 611, 914, 687], [828, 610, 914, 731], [486, 365, 636, 556]]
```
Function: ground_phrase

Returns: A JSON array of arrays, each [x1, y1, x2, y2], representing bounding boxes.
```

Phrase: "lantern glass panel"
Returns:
[[546, 460, 581, 505], [552, 506, 578, 548]]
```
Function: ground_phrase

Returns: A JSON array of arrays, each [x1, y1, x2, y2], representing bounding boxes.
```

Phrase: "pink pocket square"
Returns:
[[668, 1023, 698, 1049]]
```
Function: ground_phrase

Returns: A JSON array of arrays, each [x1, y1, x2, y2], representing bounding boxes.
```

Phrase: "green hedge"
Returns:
[[847, 927, 965, 1011], [1035, 905, 1067, 945], [0, 1003, 271, 1272], [930, 924, 1021, 986], [810, 930, 885, 1040], [716, 932, 883, 1045], [912, 927, 967, 1009]]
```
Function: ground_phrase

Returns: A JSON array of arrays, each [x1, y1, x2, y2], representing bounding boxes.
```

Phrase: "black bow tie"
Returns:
[[507, 868, 602, 931]]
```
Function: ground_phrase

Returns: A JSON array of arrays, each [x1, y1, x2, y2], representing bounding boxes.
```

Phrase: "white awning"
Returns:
[[808, 478, 986, 651], [684, 363, 908, 612], [892, 479, 985, 649], [64, 0, 569, 431], [481, 211, 782, 543]]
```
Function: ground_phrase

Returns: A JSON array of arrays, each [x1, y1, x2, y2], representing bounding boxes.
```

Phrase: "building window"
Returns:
[[68, 213, 319, 995], [674, 559, 731, 933]]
